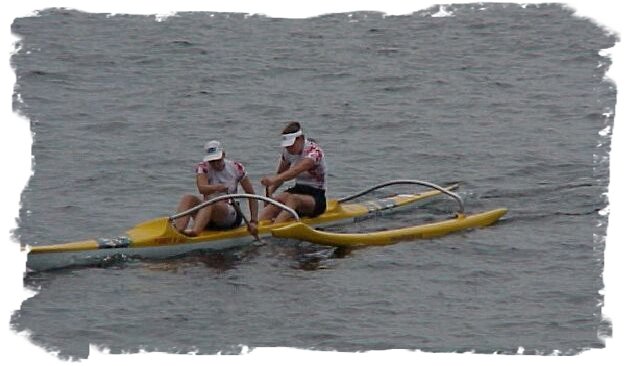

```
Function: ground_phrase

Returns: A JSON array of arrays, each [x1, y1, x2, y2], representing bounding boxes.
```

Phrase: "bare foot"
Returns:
[[182, 229, 198, 237]]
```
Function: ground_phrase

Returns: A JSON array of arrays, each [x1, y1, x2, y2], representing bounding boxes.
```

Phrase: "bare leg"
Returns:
[[174, 194, 202, 233], [273, 193, 316, 223], [209, 202, 231, 223], [258, 193, 288, 222], [185, 205, 213, 236], [185, 202, 232, 236]]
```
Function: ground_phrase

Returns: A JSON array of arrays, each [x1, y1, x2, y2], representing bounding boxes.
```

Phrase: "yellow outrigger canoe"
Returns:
[[26, 181, 463, 271]]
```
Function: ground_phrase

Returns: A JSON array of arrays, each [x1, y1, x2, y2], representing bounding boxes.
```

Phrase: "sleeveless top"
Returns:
[[195, 159, 246, 198], [281, 139, 327, 190]]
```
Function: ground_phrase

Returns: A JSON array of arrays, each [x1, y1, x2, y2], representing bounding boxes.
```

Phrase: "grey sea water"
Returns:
[[10, 3, 615, 359]]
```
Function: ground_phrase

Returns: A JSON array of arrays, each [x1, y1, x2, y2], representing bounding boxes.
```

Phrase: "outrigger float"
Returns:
[[25, 180, 506, 272]]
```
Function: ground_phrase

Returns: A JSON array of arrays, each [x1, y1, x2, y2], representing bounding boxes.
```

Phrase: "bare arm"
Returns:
[[275, 158, 314, 183], [239, 176, 261, 239], [196, 174, 228, 197], [239, 176, 259, 222], [262, 158, 315, 189], [262, 158, 292, 195]]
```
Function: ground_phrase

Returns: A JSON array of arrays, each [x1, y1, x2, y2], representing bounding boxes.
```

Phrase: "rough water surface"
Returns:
[[10, 4, 615, 359]]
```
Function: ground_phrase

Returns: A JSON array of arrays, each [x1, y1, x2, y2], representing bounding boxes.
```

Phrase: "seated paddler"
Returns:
[[173, 140, 259, 237]]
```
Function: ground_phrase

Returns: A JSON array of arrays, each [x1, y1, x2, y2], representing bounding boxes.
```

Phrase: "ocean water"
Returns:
[[9, 3, 615, 359]]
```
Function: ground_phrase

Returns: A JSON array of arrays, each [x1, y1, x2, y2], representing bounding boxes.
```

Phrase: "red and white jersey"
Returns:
[[195, 159, 246, 196], [281, 139, 327, 190]]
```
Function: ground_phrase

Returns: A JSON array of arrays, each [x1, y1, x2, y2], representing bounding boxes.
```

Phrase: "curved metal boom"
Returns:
[[169, 193, 300, 222], [338, 180, 464, 214]]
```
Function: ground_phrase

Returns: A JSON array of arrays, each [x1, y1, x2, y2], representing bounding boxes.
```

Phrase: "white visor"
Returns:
[[280, 130, 303, 147]]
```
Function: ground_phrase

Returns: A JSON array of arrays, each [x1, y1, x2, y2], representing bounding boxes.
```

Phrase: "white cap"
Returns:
[[203, 140, 224, 161], [280, 130, 303, 147]]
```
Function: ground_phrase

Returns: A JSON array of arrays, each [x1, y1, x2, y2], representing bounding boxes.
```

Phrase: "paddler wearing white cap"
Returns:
[[173, 140, 259, 238]]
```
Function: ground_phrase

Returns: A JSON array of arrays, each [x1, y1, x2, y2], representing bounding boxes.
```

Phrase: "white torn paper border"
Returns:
[[1, 0, 632, 365]]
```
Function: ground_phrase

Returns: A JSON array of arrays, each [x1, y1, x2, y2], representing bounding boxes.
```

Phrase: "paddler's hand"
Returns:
[[261, 176, 283, 196], [209, 183, 229, 194], [261, 176, 278, 187], [246, 221, 260, 240]]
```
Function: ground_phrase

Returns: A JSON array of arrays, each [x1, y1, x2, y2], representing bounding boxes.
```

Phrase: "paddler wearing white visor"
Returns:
[[260, 121, 327, 223], [173, 140, 259, 238]]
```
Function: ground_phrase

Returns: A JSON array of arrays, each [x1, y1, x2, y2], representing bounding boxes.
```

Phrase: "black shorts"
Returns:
[[286, 184, 327, 217], [205, 203, 243, 230]]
